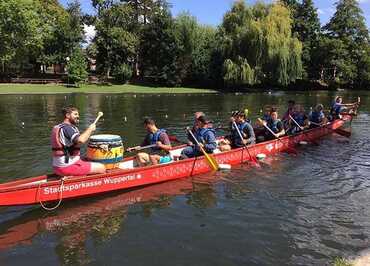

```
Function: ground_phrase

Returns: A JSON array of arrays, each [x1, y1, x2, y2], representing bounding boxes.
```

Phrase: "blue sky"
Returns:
[[62, 0, 370, 27]]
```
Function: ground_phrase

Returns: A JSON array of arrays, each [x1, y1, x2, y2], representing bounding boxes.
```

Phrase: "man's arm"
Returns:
[[203, 131, 217, 151], [275, 122, 285, 138], [157, 133, 172, 152], [242, 123, 256, 144], [76, 124, 96, 144]]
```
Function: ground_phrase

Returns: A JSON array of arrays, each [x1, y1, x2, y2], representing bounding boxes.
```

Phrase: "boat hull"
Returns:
[[0, 116, 351, 206]]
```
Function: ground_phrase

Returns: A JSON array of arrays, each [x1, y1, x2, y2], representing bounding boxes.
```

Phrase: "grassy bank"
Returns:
[[0, 84, 217, 94]]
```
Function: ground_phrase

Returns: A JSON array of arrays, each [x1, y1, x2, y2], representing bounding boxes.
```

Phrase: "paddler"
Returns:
[[187, 111, 205, 145], [51, 106, 106, 176], [128, 117, 172, 166], [261, 109, 285, 140], [219, 111, 255, 151], [329, 96, 360, 120], [287, 104, 310, 134], [180, 115, 217, 158], [282, 100, 295, 128], [309, 104, 327, 128], [261, 105, 272, 123]]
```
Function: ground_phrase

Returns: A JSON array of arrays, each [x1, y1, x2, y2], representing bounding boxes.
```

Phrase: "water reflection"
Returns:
[[0, 174, 248, 265]]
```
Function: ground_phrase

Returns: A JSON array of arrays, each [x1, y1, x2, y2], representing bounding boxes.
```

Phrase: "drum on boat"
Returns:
[[86, 134, 124, 169]]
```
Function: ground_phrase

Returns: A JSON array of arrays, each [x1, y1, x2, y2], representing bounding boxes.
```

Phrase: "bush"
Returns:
[[113, 64, 133, 84]]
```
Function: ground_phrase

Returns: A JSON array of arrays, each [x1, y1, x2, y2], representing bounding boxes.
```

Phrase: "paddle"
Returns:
[[310, 121, 351, 138], [289, 115, 319, 146], [334, 128, 352, 138], [257, 118, 297, 155], [93, 111, 104, 125], [126, 143, 157, 152], [232, 121, 260, 167], [187, 128, 219, 171]]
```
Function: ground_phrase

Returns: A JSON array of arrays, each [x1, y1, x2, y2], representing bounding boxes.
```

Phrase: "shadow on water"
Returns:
[[0, 91, 369, 265]]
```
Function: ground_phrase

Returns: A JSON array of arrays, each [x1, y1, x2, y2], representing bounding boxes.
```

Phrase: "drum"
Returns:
[[86, 134, 124, 169]]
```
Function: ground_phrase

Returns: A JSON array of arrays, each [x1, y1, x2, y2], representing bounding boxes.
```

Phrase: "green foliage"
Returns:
[[333, 257, 353, 266], [67, 48, 88, 85], [321, 0, 370, 85], [140, 7, 180, 86], [223, 57, 255, 86], [173, 13, 217, 86], [218, 1, 302, 87], [94, 2, 138, 78], [0, 0, 43, 71], [113, 63, 133, 84]]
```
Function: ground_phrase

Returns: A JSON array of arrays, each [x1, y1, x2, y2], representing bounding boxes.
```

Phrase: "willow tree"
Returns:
[[218, 0, 302, 87]]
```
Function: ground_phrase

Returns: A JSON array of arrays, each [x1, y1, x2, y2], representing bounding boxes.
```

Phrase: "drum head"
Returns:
[[89, 134, 122, 143]]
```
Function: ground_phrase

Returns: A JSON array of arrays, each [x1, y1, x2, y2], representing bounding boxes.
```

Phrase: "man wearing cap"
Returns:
[[187, 111, 205, 145], [219, 111, 255, 151], [181, 116, 217, 159]]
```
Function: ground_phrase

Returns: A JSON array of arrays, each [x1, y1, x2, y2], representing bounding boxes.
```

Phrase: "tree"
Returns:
[[0, 0, 42, 74], [322, 0, 370, 84], [67, 47, 88, 85], [218, 1, 302, 87], [139, 6, 180, 86], [94, 2, 138, 78]]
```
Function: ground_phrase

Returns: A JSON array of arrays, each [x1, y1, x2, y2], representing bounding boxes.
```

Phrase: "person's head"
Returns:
[[315, 104, 324, 112], [335, 96, 343, 103], [143, 117, 157, 133], [62, 106, 79, 125], [235, 111, 246, 123], [194, 112, 205, 120], [293, 104, 301, 113], [197, 115, 212, 128], [264, 105, 271, 114], [270, 110, 278, 121], [231, 110, 239, 118], [288, 100, 295, 109]]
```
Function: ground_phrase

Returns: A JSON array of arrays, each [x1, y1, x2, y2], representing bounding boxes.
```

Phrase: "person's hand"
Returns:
[[88, 123, 96, 131], [242, 139, 248, 145], [156, 141, 162, 148], [127, 146, 140, 152], [198, 143, 204, 148], [187, 141, 193, 146]]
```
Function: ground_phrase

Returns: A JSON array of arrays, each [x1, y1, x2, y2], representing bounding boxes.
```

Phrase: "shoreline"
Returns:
[[0, 84, 218, 95], [0, 83, 366, 95]]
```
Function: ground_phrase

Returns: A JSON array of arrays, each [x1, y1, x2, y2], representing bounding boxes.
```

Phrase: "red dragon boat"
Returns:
[[0, 115, 353, 207]]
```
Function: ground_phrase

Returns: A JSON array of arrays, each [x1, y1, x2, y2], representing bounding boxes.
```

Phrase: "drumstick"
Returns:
[[93, 112, 104, 125]]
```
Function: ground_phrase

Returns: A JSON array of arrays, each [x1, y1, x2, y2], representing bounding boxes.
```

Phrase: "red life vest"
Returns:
[[51, 124, 80, 157]]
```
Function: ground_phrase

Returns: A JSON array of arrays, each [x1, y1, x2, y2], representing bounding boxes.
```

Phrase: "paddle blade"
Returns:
[[335, 128, 351, 138], [200, 146, 219, 171]]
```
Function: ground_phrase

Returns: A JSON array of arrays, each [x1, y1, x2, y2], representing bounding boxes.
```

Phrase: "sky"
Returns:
[[62, 0, 370, 41]]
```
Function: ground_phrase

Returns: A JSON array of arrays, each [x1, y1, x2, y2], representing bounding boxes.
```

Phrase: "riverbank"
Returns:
[[0, 84, 217, 94]]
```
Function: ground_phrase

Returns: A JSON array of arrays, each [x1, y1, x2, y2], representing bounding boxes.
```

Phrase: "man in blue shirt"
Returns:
[[181, 116, 217, 159]]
